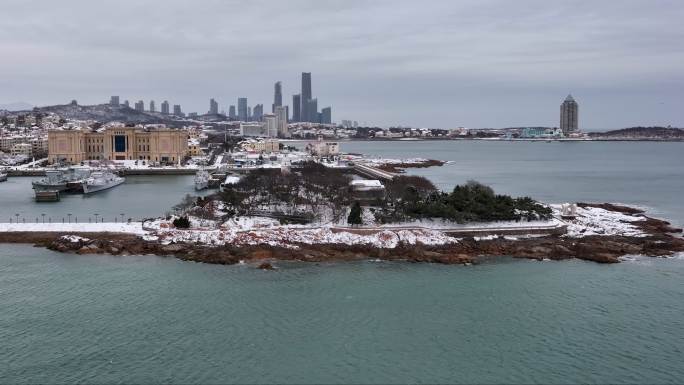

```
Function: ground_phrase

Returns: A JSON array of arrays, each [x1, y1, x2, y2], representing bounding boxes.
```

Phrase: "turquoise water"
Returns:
[[0, 175, 211, 222], [334, 140, 684, 226], [2, 140, 684, 383], [2, 141, 683, 225], [1, 245, 683, 384]]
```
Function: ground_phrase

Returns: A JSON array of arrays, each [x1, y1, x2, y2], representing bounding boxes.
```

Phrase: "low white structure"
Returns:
[[239, 138, 280, 153], [350, 179, 384, 191], [307, 138, 340, 156], [240, 123, 267, 137], [560, 203, 578, 219]]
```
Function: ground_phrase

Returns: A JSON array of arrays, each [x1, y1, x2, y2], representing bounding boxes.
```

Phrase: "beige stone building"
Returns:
[[240, 139, 280, 153], [48, 127, 189, 164]]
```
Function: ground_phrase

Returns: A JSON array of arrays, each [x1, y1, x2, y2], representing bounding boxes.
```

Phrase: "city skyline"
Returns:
[[1, 0, 682, 129]]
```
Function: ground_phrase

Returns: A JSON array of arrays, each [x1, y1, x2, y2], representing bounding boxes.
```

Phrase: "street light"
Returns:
[[120, 213, 125, 223], [94, 213, 99, 223], [14, 213, 19, 224], [67, 213, 72, 223], [41, 213, 46, 224]]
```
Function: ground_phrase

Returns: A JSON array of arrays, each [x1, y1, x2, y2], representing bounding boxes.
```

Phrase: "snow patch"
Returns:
[[61, 235, 90, 243], [552, 205, 647, 238]]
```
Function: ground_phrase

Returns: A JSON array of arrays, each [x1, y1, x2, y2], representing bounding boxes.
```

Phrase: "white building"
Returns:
[[306, 138, 340, 156], [240, 138, 279, 153], [10, 143, 33, 157], [263, 114, 278, 138], [275, 106, 289, 138], [240, 122, 267, 137], [350, 179, 384, 192]]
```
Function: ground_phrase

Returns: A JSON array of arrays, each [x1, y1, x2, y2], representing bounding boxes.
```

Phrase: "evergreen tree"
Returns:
[[173, 216, 191, 229], [347, 201, 363, 226]]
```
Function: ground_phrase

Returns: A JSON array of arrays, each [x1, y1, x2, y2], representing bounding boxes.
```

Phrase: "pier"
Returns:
[[353, 164, 396, 181]]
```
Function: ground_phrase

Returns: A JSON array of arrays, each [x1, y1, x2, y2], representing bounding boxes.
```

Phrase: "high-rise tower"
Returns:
[[209, 98, 219, 115], [238, 98, 248, 121], [292, 94, 301, 122], [301, 72, 312, 122], [560, 94, 579, 135], [273, 81, 282, 113]]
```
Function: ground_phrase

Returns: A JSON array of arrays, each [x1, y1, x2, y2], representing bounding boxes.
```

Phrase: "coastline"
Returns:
[[2, 203, 681, 268]]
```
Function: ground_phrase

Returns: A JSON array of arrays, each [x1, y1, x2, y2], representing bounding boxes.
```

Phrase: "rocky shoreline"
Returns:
[[1, 203, 682, 268]]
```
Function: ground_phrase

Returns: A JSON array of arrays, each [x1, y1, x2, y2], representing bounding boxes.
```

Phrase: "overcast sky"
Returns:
[[1, 0, 683, 128]]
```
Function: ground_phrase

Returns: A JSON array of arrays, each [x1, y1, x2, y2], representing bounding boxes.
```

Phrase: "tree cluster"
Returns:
[[219, 161, 352, 222], [377, 179, 552, 224]]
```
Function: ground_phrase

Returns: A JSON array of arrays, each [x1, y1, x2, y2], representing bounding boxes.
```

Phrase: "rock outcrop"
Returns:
[[4, 203, 682, 268]]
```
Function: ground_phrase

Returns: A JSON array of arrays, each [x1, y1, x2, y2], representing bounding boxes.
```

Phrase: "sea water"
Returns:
[[1, 140, 683, 383]]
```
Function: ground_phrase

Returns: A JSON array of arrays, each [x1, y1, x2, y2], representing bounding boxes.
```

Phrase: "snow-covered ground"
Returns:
[[0, 222, 147, 234], [149, 225, 457, 249], [376, 217, 564, 230], [0, 205, 654, 248], [550, 204, 647, 238]]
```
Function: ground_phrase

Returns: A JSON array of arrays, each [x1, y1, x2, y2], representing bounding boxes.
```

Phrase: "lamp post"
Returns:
[[67, 213, 72, 224], [94, 213, 99, 223], [120, 213, 125, 223], [15, 213, 19, 224], [41, 213, 46, 224]]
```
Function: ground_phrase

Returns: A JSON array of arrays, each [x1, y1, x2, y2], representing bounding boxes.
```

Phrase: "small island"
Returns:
[[1, 160, 682, 267]]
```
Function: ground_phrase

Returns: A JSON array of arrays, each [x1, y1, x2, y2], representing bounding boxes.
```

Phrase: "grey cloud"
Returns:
[[0, 0, 682, 128]]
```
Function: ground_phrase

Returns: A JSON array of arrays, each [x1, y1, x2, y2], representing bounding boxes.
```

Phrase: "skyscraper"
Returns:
[[247, 106, 252, 121], [321, 106, 332, 124], [253, 104, 264, 121], [229, 105, 236, 120], [149, 100, 155, 113], [273, 81, 282, 113], [110, 96, 119, 106], [307, 98, 318, 123], [292, 94, 301, 122], [237, 98, 248, 121], [209, 98, 219, 115], [301, 72, 312, 122], [123, 100, 130, 108], [560, 94, 579, 135], [161, 100, 170, 114], [275, 106, 288, 138], [173, 104, 182, 116]]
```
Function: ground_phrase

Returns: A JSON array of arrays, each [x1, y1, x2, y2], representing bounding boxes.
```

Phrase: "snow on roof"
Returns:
[[223, 175, 241, 185], [350, 179, 384, 188]]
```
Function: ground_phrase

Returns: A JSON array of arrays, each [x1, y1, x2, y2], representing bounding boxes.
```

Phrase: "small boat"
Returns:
[[32, 170, 69, 192], [81, 170, 125, 194], [194, 169, 210, 191]]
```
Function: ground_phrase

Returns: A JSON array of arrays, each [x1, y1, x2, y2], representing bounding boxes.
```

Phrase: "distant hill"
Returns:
[[1, 102, 198, 125], [30, 102, 171, 124], [590, 127, 684, 139], [0, 102, 33, 111], [196, 113, 230, 122]]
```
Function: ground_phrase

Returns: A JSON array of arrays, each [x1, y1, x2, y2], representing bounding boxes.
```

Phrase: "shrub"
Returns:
[[173, 216, 191, 229], [347, 201, 363, 226]]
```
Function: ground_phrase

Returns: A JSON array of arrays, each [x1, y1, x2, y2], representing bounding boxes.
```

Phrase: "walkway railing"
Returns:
[[3, 214, 138, 224]]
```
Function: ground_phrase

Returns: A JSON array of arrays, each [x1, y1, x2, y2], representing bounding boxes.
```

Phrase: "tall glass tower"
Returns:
[[301, 72, 312, 122], [560, 94, 579, 135]]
